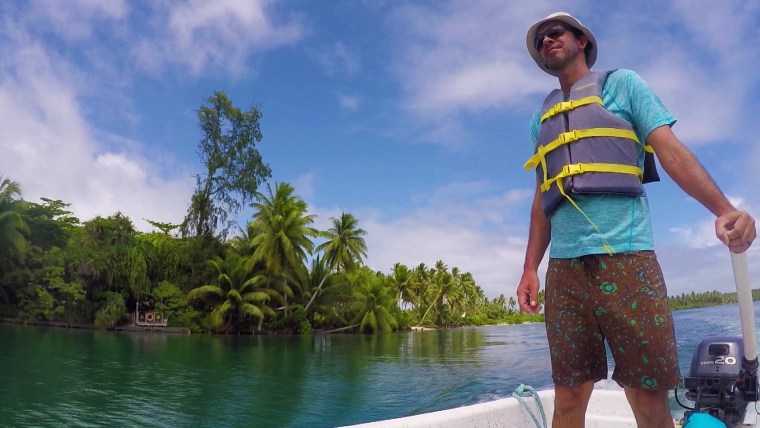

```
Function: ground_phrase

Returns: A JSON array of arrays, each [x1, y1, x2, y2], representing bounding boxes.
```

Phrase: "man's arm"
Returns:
[[517, 184, 551, 313], [648, 126, 756, 253]]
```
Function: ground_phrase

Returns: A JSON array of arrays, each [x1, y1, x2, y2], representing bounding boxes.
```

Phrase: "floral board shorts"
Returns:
[[544, 251, 680, 391]]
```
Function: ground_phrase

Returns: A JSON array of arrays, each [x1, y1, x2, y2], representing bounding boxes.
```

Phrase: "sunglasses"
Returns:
[[534, 25, 571, 51]]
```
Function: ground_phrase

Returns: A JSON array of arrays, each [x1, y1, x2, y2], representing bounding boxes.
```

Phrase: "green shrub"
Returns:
[[94, 292, 127, 329]]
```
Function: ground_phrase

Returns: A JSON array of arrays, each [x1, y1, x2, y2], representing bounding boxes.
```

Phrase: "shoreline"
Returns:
[[0, 317, 191, 334]]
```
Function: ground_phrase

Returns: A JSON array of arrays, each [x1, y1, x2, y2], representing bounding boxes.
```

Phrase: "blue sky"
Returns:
[[1, 0, 759, 299]]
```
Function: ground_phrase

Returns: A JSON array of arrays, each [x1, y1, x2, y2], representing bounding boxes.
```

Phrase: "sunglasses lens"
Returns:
[[534, 25, 567, 50], [547, 27, 565, 39], [534, 32, 545, 50]]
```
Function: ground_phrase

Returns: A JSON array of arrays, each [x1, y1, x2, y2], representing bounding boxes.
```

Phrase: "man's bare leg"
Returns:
[[553, 381, 594, 428], [624, 387, 674, 428]]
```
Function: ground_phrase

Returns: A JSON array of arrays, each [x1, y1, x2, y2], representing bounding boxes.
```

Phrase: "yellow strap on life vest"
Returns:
[[539, 162, 643, 193], [540, 162, 643, 256], [554, 180, 616, 256], [540, 96, 603, 123], [524, 128, 653, 171]]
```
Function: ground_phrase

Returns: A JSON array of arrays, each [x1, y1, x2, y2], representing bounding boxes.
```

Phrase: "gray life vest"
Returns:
[[524, 70, 660, 216]]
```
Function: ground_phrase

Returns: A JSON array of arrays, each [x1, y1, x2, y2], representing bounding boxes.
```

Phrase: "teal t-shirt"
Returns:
[[529, 69, 676, 258]]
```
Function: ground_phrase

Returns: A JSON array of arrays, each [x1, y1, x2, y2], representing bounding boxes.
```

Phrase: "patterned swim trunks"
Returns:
[[544, 251, 680, 390]]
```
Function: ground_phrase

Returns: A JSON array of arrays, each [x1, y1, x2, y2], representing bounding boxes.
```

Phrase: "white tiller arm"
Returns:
[[730, 251, 759, 401]]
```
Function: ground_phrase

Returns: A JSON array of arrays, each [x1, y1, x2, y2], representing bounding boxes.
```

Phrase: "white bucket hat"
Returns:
[[526, 12, 597, 76]]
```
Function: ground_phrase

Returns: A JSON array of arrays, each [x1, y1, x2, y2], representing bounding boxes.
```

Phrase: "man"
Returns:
[[516, 11, 757, 428]]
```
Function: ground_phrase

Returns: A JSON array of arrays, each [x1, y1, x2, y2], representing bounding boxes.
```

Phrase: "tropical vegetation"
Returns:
[[0, 177, 541, 333], [0, 92, 750, 335]]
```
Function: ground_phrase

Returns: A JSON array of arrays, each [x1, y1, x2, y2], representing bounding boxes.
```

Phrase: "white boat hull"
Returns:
[[343, 388, 760, 427]]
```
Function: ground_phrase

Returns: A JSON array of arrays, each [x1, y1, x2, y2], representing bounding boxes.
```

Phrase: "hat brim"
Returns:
[[526, 12, 597, 76]]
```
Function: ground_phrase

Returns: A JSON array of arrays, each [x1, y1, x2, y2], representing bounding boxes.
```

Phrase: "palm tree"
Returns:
[[537, 290, 546, 313], [417, 261, 464, 327], [305, 212, 367, 313], [507, 296, 517, 314], [495, 294, 507, 308], [409, 262, 431, 313], [249, 182, 317, 316], [350, 271, 398, 333], [300, 255, 330, 314], [389, 262, 415, 310], [297, 256, 351, 326], [316, 212, 367, 272], [188, 253, 277, 333], [0, 175, 29, 278], [226, 225, 254, 256], [456, 270, 480, 319]]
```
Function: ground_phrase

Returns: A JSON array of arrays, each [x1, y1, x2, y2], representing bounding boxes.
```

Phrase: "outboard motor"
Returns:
[[678, 254, 759, 427], [683, 336, 758, 427]]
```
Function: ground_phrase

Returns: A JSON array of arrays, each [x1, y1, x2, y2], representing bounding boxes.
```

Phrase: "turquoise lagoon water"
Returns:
[[0, 302, 756, 427]]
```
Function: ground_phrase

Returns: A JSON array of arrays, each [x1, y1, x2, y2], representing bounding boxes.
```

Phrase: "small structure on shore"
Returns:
[[134, 302, 168, 327]]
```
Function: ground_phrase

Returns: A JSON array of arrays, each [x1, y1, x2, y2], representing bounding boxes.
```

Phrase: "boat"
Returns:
[[343, 254, 760, 428], [343, 386, 759, 427]]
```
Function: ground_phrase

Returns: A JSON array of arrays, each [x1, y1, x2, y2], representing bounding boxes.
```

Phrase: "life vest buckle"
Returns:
[[558, 130, 579, 144], [558, 100, 574, 112], [562, 163, 583, 176]]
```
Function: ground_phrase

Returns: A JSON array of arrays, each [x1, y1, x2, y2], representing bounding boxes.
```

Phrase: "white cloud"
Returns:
[[95, 153, 146, 180], [0, 15, 193, 231], [291, 171, 318, 204], [640, 56, 739, 146], [740, 143, 760, 208], [669, 222, 719, 250], [596, 3, 758, 148], [390, 1, 551, 118], [668, 195, 751, 250], [409, 62, 541, 116], [338, 94, 360, 111], [134, 0, 305, 76], [29, 0, 128, 41], [672, 0, 760, 65], [380, 2, 572, 149], [313, 42, 361, 77]]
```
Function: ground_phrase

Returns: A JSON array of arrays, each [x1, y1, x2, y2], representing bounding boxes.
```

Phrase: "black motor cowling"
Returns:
[[682, 336, 758, 427]]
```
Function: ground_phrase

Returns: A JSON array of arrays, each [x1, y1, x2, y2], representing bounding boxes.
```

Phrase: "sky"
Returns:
[[1, 0, 759, 300]]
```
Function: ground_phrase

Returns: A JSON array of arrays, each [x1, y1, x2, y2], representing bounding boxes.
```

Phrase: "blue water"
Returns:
[[0, 302, 756, 427]]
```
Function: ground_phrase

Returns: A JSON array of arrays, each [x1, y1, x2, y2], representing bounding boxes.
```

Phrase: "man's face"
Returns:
[[535, 21, 586, 72]]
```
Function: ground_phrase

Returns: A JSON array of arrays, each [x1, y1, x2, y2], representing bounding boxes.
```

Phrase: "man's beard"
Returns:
[[543, 46, 581, 72]]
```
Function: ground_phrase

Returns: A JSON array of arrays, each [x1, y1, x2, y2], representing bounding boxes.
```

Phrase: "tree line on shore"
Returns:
[[0, 91, 543, 334], [0, 92, 753, 335], [0, 180, 546, 333]]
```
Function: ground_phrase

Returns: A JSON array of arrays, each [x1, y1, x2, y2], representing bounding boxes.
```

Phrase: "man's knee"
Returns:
[[625, 388, 673, 427], [625, 387, 668, 409], [554, 382, 594, 415]]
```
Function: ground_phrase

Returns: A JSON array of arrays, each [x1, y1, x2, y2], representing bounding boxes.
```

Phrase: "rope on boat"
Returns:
[[512, 384, 547, 428]]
